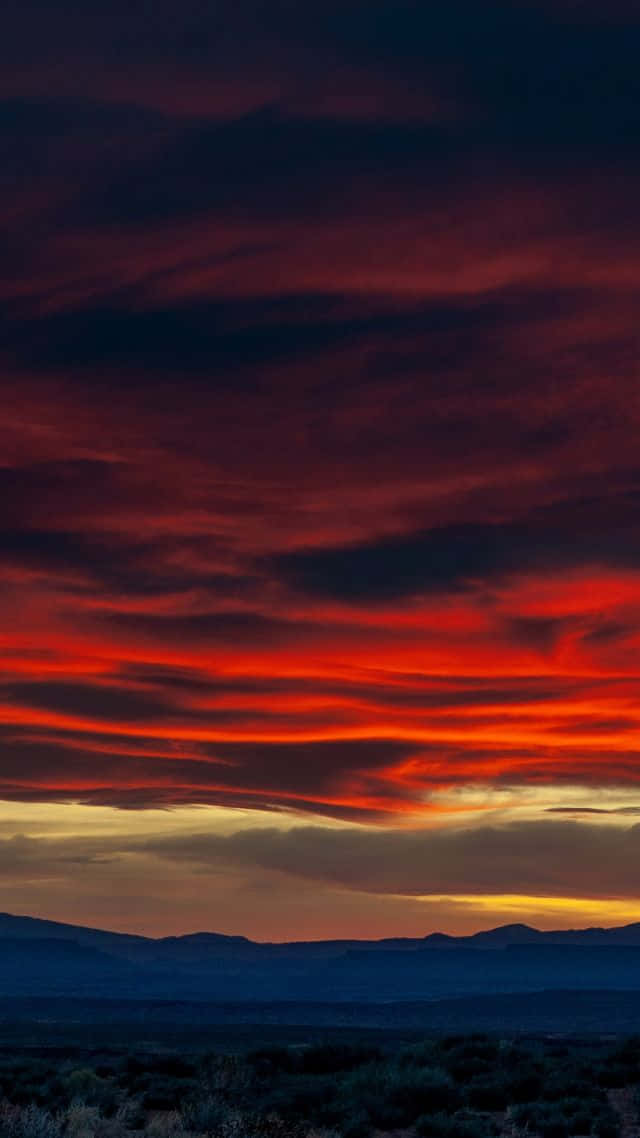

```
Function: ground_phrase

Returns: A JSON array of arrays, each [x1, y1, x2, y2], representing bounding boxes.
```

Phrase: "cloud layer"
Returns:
[[1, 812, 640, 938], [1, 0, 640, 931]]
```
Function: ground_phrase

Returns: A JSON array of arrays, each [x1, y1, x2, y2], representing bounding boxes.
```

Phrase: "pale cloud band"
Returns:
[[1, 801, 639, 938]]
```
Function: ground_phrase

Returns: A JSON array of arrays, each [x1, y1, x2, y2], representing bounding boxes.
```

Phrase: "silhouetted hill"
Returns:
[[0, 912, 149, 953], [2, 912, 640, 1003]]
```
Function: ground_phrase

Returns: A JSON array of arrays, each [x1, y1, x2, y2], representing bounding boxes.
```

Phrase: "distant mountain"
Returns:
[[422, 921, 640, 949], [1, 912, 640, 1002], [0, 912, 149, 951]]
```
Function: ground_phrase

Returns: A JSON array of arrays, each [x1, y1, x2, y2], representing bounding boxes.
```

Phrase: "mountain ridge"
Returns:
[[3, 912, 640, 1004], [3, 911, 640, 948]]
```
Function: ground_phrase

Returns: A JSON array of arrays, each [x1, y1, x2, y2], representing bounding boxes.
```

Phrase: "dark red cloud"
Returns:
[[1, 0, 640, 827]]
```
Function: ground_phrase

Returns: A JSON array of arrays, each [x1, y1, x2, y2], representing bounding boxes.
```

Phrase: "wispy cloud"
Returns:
[[2, 0, 640, 932]]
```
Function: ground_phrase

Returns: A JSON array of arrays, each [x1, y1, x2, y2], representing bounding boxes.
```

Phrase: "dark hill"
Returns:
[[1, 912, 640, 1003]]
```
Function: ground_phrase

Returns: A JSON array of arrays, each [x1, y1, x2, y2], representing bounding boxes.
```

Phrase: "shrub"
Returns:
[[299, 1046, 381, 1076], [181, 1093, 229, 1133], [262, 1076, 338, 1121], [202, 1055, 255, 1095], [140, 1078, 199, 1111], [596, 1066, 630, 1090], [63, 1102, 102, 1138], [248, 1049, 299, 1076], [568, 1110, 592, 1135], [214, 1112, 305, 1138], [62, 1071, 119, 1115], [511, 1097, 619, 1138], [508, 1067, 544, 1103], [340, 1063, 458, 1128], [466, 1077, 510, 1111], [338, 1109, 370, 1138], [0, 1102, 61, 1138], [416, 1110, 495, 1138], [591, 1119, 619, 1138]]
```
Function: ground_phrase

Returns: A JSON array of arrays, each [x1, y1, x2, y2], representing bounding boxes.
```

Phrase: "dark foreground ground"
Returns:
[[1, 1013, 639, 1138]]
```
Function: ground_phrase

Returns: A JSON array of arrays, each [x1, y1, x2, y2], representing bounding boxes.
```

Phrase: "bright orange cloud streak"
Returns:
[[2, 0, 640, 941]]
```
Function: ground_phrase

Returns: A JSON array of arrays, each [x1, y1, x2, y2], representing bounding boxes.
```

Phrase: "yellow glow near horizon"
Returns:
[[412, 893, 640, 928]]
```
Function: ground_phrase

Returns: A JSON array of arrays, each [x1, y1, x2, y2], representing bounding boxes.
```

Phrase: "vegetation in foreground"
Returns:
[[0, 1033, 638, 1138]]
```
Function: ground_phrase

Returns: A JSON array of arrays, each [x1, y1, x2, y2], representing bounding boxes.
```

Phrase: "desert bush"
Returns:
[[441, 1038, 501, 1081], [449, 1058, 493, 1083], [0, 1102, 61, 1138], [466, 1076, 510, 1111], [591, 1118, 619, 1138], [0, 1065, 55, 1109], [511, 1097, 619, 1138], [567, 1110, 592, 1136], [212, 1112, 305, 1138], [416, 1109, 495, 1138], [144, 1111, 189, 1138], [248, 1050, 299, 1076], [62, 1072, 119, 1115], [181, 1094, 229, 1133], [511, 1102, 571, 1138], [336, 1109, 370, 1138], [262, 1074, 339, 1122], [398, 1042, 440, 1069], [595, 1066, 632, 1090], [507, 1066, 545, 1103], [64, 1102, 102, 1138], [298, 1046, 381, 1076], [202, 1057, 255, 1096], [340, 1062, 458, 1128], [140, 1078, 199, 1112], [440, 1037, 499, 1060], [540, 1074, 596, 1104]]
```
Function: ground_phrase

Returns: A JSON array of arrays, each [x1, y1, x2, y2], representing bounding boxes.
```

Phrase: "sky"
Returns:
[[1, 0, 640, 939]]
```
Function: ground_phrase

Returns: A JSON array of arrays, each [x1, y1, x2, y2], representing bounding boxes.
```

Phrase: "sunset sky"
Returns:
[[2, 0, 640, 939]]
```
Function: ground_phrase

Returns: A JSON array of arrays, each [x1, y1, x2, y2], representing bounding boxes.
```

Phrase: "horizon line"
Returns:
[[2, 910, 639, 945]]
